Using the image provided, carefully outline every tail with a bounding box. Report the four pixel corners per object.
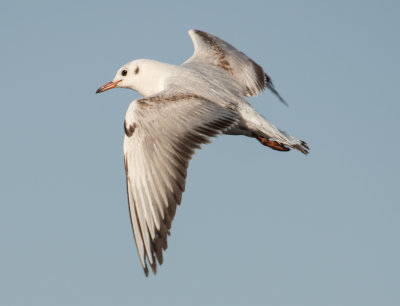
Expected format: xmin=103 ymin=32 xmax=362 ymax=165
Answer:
xmin=238 ymin=101 xmax=309 ymax=154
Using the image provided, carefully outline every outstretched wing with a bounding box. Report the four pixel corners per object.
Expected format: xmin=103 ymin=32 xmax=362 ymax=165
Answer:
xmin=184 ymin=29 xmax=287 ymax=104
xmin=123 ymin=91 xmax=238 ymax=276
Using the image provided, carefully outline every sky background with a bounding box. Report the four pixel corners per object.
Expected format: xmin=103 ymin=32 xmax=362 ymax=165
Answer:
xmin=1 ymin=0 xmax=399 ymax=305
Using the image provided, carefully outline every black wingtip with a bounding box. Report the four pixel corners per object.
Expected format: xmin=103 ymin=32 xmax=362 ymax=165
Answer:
xmin=144 ymin=266 xmax=149 ymax=277
xmin=265 ymin=73 xmax=289 ymax=107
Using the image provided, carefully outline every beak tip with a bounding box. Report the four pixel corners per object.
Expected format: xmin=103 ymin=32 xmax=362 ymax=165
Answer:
xmin=96 ymin=80 xmax=121 ymax=95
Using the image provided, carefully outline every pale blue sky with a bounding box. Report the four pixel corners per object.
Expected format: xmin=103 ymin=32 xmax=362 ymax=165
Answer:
xmin=1 ymin=1 xmax=399 ymax=305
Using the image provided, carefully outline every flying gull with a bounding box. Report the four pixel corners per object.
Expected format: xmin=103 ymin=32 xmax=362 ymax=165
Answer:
xmin=96 ymin=29 xmax=309 ymax=276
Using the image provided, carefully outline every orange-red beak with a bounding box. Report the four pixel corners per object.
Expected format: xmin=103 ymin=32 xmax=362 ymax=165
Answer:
xmin=96 ymin=80 xmax=122 ymax=94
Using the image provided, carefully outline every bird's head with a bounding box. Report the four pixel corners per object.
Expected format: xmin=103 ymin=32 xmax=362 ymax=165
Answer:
xmin=96 ymin=59 xmax=168 ymax=96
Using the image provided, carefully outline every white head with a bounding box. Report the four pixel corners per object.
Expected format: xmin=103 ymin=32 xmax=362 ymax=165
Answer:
xmin=96 ymin=59 xmax=170 ymax=96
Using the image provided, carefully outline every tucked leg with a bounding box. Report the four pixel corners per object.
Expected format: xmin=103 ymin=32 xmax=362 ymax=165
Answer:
xmin=254 ymin=134 xmax=290 ymax=152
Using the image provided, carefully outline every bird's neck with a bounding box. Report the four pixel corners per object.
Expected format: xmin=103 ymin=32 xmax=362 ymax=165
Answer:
xmin=137 ymin=60 xmax=179 ymax=96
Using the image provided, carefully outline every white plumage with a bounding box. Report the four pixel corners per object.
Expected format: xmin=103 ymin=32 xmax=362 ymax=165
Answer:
xmin=96 ymin=29 xmax=309 ymax=276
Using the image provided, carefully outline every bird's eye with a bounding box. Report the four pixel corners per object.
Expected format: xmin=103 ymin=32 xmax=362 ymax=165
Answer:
xmin=135 ymin=67 xmax=139 ymax=74
xmin=122 ymin=70 xmax=127 ymax=76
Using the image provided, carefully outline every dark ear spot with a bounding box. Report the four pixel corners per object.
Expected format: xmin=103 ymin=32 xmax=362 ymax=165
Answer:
xmin=135 ymin=67 xmax=139 ymax=74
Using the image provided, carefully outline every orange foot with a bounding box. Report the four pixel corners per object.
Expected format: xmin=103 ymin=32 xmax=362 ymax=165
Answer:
xmin=255 ymin=135 xmax=290 ymax=152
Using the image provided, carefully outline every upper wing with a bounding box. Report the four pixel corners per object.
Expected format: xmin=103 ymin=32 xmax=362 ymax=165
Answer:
xmin=183 ymin=29 xmax=287 ymax=104
xmin=123 ymin=91 xmax=238 ymax=276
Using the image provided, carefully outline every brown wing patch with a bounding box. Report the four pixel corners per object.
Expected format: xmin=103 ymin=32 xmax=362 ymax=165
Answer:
xmin=138 ymin=93 xmax=204 ymax=105
xmin=137 ymin=93 xmax=237 ymax=113
xmin=193 ymin=30 xmax=269 ymax=97
xmin=194 ymin=30 xmax=234 ymax=75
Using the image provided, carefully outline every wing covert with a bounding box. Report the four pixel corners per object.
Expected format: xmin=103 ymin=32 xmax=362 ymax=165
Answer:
xmin=184 ymin=29 xmax=287 ymax=104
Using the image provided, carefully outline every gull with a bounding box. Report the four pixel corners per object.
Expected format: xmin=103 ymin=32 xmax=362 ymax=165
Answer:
xmin=96 ymin=29 xmax=309 ymax=276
